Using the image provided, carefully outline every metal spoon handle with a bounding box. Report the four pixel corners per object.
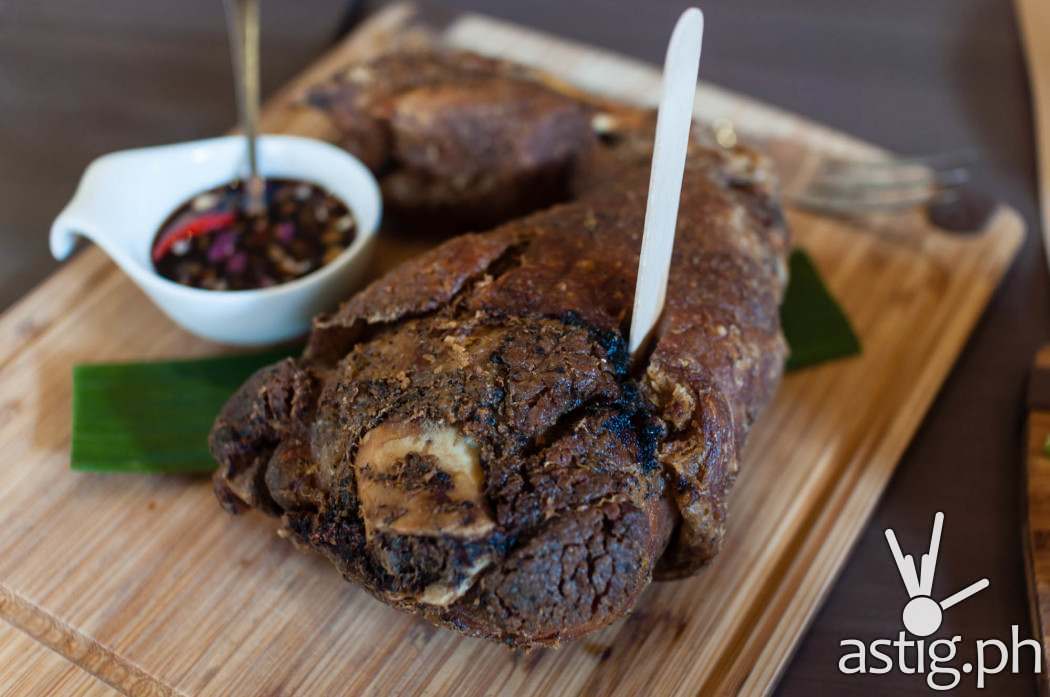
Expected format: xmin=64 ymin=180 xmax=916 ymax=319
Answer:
xmin=224 ymin=0 xmax=264 ymax=214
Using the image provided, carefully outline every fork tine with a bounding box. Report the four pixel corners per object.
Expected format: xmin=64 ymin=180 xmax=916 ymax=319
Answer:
xmin=810 ymin=166 xmax=970 ymax=193
xmin=790 ymin=173 xmax=970 ymax=214
xmin=790 ymin=190 xmax=944 ymax=215
xmin=822 ymin=148 xmax=979 ymax=173
xmin=705 ymin=116 xmax=980 ymax=216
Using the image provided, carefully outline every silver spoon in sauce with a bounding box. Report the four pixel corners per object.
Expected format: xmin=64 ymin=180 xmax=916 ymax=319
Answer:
xmin=223 ymin=0 xmax=265 ymax=216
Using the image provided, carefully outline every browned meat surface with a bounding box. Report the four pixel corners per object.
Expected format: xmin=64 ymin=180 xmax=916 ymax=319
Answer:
xmin=306 ymin=47 xmax=659 ymax=231
xmin=210 ymin=108 xmax=789 ymax=646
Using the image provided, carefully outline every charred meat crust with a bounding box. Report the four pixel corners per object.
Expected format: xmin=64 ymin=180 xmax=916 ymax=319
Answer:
xmin=210 ymin=152 xmax=787 ymax=646
xmin=211 ymin=359 xmax=317 ymax=517
xmin=306 ymin=48 xmax=596 ymax=231
xmin=212 ymin=51 xmax=788 ymax=648
xmin=214 ymin=316 xmax=669 ymax=649
xmin=305 ymin=46 xmax=674 ymax=233
xmin=305 ymin=231 xmax=525 ymax=364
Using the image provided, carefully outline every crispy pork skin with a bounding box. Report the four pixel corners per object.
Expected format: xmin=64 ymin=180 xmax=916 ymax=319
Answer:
xmin=211 ymin=125 xmax=788 ymax=646
xmin=306 ymin=46 xmax=681 ymax=232
xmin=307 ymin=48 xmax=596 ymax=230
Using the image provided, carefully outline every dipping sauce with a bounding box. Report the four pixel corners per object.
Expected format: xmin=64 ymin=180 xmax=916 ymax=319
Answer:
xmin=152 ymin=178 xmax=356 ymax=291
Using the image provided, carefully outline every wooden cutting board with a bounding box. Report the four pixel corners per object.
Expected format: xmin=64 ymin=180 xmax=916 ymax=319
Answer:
xmin=0 ymin=623 xmax=117 ymax=697
xmin=0 ymin=5 xmax=1025 ymax=696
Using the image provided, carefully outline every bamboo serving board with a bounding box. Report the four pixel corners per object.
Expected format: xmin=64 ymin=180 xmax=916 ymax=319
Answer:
xmin=0 ymin=5 xmax=1025 ymax=696
xmin=0 ymin=622 xmax=117 ymax=697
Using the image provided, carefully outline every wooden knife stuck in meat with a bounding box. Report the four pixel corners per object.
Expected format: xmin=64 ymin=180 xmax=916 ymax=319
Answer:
xmin=630 ymin=7 xmax=703 ymax=360
xmin=209 ymin=9 xmax=793 ymax=649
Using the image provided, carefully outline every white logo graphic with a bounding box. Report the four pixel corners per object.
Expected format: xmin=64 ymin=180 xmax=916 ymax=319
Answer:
xmin=885 ymin=511 xmax=990 ymax=637
xmin=839 ymin=511 xmax=1040 ymax=690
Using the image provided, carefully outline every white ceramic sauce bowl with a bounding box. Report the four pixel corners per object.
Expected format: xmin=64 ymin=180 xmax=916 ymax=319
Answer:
xmin=50 ymin=135 xmax=382 ymax=346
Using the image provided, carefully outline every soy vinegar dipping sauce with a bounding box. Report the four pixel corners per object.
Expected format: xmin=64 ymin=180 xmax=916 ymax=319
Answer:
xmin=152 ymin=178 xmax=356 ymax=291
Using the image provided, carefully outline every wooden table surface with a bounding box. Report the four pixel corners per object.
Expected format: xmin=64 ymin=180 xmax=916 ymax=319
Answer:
xmin=0 ymin=1 xmax=1044 ymax=695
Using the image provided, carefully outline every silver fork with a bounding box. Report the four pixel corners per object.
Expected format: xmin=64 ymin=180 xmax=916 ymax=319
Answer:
xmin=708 ymin=118 xmax=976 ymax=217
xmin=788 ymin=150 xmax=976 ymax=217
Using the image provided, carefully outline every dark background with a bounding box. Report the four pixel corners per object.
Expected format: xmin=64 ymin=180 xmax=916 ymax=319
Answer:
xmin=0 ymin=1 xmax=1044 ymax=694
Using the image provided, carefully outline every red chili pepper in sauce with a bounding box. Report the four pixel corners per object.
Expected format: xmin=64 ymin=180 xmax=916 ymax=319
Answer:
xmin=151 ymin=211 xmax=237 ymax=263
